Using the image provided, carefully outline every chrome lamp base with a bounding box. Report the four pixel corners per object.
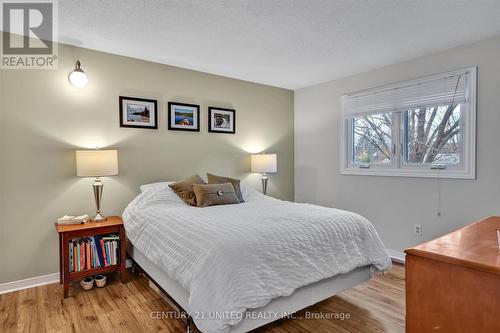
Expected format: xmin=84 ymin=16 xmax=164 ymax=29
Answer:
xmin=92 ymin=177 xmax=107 ymax=222
xmin=92 ymin=212 xmax=107 ymax=222
xmin=261 ymin=174 xmax=269 ymax=195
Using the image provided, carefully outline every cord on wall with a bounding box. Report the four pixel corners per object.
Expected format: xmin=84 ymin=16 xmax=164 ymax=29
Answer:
xmin=436 ymin=169 xmax=442 ymax=217
xmin=434 ymin=74 xmax=461 ymax=218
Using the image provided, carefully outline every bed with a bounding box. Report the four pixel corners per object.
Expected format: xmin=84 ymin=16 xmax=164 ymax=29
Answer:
xmin=123 ymin=182 xmax=391 ymax=333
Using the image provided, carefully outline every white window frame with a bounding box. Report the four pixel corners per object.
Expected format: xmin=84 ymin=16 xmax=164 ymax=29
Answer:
xmin=340 ymin=67 xmax=476 ymax=179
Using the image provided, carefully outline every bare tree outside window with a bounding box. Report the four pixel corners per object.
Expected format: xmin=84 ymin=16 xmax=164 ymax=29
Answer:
xmin=352 ymin=104 xmax=461 ymax=165
xmin=353 ymin=113 xmax=392 ymax=164
xmin=405 ymin=104 xmax=461 ymax=164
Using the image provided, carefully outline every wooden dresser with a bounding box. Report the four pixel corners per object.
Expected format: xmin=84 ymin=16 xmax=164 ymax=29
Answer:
xmin=405 ymin=216 xmax=500 ymax=333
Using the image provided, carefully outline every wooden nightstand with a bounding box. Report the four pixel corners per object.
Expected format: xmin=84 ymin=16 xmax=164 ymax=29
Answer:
xmin=55 ymin=216 xmax=127 ymax=298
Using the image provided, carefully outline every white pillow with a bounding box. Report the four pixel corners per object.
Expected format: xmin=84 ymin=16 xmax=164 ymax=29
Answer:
xmin=139 ymin=182 xmax=173 ymax=192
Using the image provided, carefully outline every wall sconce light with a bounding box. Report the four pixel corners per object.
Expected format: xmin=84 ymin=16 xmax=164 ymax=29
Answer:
xmin=68 ymin=60 xmax=88 ymax=88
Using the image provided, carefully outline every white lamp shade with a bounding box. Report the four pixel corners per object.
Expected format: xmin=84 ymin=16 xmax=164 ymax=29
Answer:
xmin=76 ymin=150 xmax=119 ymax=177
xmin=251 ymin=153 xmax=277 ymax=173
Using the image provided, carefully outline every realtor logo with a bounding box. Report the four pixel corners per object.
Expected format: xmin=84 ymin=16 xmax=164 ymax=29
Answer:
xmin=1 ymin=0 xmax=58 ymax=69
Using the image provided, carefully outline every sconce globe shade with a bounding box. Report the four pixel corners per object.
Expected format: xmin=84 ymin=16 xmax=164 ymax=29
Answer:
xmin=69 ymin=70 xmax=88 ymax=88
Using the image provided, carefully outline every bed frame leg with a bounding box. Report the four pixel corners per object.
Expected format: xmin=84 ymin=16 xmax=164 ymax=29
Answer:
xmin=186 ymin=321 xmax=193 ymax=333
xmin=187 ymin=316 xmax=197 ymax=333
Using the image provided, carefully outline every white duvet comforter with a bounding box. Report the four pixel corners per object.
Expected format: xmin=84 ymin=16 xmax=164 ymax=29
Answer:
xmin=123 ymin=183 xmax=391 ymax=333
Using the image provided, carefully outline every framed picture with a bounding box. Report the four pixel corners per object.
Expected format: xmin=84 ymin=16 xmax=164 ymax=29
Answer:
xmin=168 ymin=102 xmax=200 ymax=131
xmin=119 ymin=96 xmax=158 ymax=129
xmin=208 ymin=107 xmax=235 ymax=134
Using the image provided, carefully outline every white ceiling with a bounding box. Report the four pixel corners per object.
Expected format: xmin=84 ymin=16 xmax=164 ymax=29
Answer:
xmin=58 ymin=0 xmax=500 ymax=90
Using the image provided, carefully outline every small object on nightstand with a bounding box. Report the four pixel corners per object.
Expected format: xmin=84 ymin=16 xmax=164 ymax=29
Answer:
xmin=94 ymin=274 xmax=107 ymax=287
xmin=56 ymin=214 xmax=89 ymax=225
xmin=80 ymin=276 xmax=94 ymax=290
xmin=55 ymin=216 xmax=127 ymax=298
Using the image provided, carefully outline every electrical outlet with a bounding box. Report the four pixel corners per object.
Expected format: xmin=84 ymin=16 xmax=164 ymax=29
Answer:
xmin=414 ymin=224 xmax=423 ymax=236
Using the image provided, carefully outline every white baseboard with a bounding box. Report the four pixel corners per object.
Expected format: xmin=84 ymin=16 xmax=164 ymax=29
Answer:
xmin=0 ymin=272 xmax=59 ymax=295
xmin=386 ymin=249 xmax=406 ymax=264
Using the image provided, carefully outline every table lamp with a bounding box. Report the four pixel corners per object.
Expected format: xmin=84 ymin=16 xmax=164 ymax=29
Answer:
xmin=76 ymin=150 xmax=118 ymax=222
xmin=251 ymin=153 xmax=277 ymax=195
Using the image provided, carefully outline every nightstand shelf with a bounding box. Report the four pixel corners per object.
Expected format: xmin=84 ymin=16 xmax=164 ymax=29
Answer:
xmin=69 ymin=265 xmax=120 ymax=280
xmin=55 ymin=216 xmax=127 ymax=298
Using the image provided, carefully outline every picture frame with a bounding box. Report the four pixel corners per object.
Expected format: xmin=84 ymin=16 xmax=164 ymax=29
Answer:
xmin=208 ymin=107 xmax=235 ymax=134
xmin=168 ymin=102 xmax=200 ymax=132
xmin=119 ymin=96 xmax=158 ymax=129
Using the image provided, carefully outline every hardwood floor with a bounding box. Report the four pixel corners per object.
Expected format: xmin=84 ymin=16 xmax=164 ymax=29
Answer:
xmin=0 ymin=263 xmax=405 ymax=333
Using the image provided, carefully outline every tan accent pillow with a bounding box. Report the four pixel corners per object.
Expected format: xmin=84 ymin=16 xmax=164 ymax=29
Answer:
xmin=192 ymin=183 xmax=240 ymax=207
xmin=168 ymin=175 xmax=206 ymax=206
xmin=207 ymin=173 xmax=244 ymax=203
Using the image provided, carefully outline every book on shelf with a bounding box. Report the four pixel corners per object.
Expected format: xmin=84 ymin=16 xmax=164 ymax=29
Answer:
xmin=68 ymin=234 xmax=120 ymax=272
xmin=80 ymin=241 xmax=84 ymax=270
xmin=86 ymin=241 xmax=91 ymax=270
xmin=94 ymin=235 xmax=104 ymax=267
xmin=69 ymin=244 xmax=74 ymax=272
xmin=76 ymin=242 xmax=80 ymax=271
xmin=100 ymin=239 xmax=108 ymax=267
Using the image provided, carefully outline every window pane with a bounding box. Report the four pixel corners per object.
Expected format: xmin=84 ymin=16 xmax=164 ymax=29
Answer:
xmin=404 ymin=104 xmax=462 ymax=165
xmin=352 ymin=113 xmax=392 ymax=165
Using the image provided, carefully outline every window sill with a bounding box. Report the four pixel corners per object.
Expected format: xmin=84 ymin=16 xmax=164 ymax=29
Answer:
xmin=340 ymin=167 xmax=475 ymax=179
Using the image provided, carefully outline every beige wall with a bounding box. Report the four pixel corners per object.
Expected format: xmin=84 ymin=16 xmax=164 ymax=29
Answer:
xmin=294 ymin=35 xmax=500 ymax=255
xmin=0 ymin=40 xmax=293 ymax=283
